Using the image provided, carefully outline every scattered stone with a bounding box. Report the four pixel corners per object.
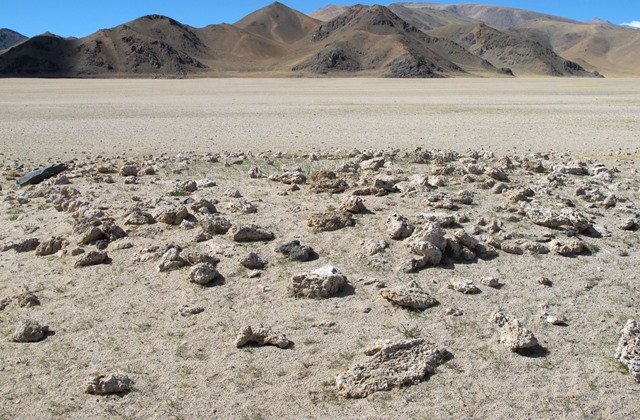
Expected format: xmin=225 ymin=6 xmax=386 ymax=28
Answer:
xmin=444 ymin=308 xmax=464 ymax=316
xmin=75 ymin=250 xmax=109 ymax=267
xmin=248 ymin=167 xmax=266 ymax=178
xmin=182 ymin=180 xmax=197 ymax=193
xmin=190 ymin=199 xmax=217 ymax=214
xmin=34 ymin=236 xmax=67 ymax=256
xmin=188 ymin=263 xmax=220 ymax=285
xmin=119 ymin=164 xmax=139 ymax=177
xmin=546 ymin=316 xmax=566 ymax=325
xmin=234 ymin=325 xmax=292 ymax=349
xmin=615 ymin=319 xmax=640 ymax=383
xmin=184 ymin=251 xmax=220 ymax=266
xmin=336 ymin=338 xmax=446 ymax=398
xmin=416 ymin=212 xmax=455 ymax=227
xmin=308 ymin=210 xmax=355 ymax=231
xmin=453 ymin=229 xmax=498 ymax=259
xmin=232 ymin=224 xmax=275 ymax=242
xmin=0 ymin=297 xmax=10 ymax=310
xmin=157 ymin=247 xmax=188 ymax=272
xmin=280 ymin=171 xmax=307 ymax=185
xmin=125 ymin=210 xmax=155 ymax=225
xmin=17 ymin=291 xmax=40 ymax=307
xmin=86 ymin=374 xmax=134 ymax=395
xmin=339 ymin=196 xmax=366 ymax=213
xmin=537 ymin=276 xmax=553 ymax=287
xmin=603 ymin=194 xmax=617 ymax=209
xmin=360 ymin=239 xmax=388 ymax=256
xmin=240 ymin=252 xmax=267 ymax=269
xmin=500 ymin=241 xmax=524 ymax=255
xmin=12 ymin=317 xmax=49 ymax=342
xmin=379 ymin=281 xmax=437 ymax=310
xmin=550 ymin=238 xmax=584 ymax=255
xmin=374 ymin=175 xmax=405 ymax=193
xmin=310 ymin=171 xmax=349 ymax=193
xmin=480 ymin=276 xmax=501 ymax=288
xmin=525 ymin=205 xmax=592 ymax=232
xmin=291 ymin=265 xmax=346 ymax=298
xmin=154 ymin=205 xmax=189 ymax=225
xmin=359 ymin=157 xmax=385 ymax=171
xmin=179 ymin=305 xmax=205 ymax=316
xmin=485 ymin=166 xmax=508 ymax=181
xmin=224 ymin=189 xmax=242 ymax=198
xmin=448 ymin=279 xmax=481 ymax=294
xmin=276 ymin=240 xmax=316 ymax=261
xmin=200 ymin=215 xmax=232 ymax=235
xmin=489 ymin=312 xmax=538 ymax=352
xmin=386 ymin=214 xmax=414 ymax=239
xmin=619 ymin=218 xmax=638 ymax=231
xmin=228 ymin=198 xmax=257 ymax=214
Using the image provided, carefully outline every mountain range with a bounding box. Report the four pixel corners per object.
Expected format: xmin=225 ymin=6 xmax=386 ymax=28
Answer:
xmin=1 ymin=2 xmax=638 ymax=78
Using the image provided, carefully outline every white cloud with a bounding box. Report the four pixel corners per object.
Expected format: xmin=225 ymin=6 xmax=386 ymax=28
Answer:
xmin=621 ymin=20 xmax=640 ymax=28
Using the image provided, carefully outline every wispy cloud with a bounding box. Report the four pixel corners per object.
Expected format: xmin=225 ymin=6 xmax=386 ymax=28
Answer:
xmin=621 ymin=20 xmax=640 ymax=28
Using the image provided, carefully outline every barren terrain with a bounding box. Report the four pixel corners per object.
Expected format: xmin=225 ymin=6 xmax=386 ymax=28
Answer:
xmin=1 ymin=78 xmax=639 ymax=419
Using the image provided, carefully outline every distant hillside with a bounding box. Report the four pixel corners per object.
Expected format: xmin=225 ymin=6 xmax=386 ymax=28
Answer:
xmin=428 ymin=23 xmax=595 ymax=77
xmin=0 ymin=2 xmax=635 ymax=77
xmin=395 ymin=2 xmax=578 ymax=28
xmin=0 ymin=28 xmax=27 ymax=50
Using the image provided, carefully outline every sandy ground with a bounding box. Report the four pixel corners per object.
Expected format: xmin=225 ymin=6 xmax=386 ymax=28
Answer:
xmin=0 ymin=78 xmax=639 ymax=419
xmin=0 ymin=78 xmax=639 ymax=163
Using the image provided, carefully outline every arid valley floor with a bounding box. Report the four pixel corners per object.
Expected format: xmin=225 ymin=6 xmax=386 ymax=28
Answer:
xmin=1 ymin=78 xmax=639 ymax=419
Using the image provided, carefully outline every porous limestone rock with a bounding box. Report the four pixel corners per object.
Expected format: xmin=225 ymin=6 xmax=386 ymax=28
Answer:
xmin=379 ymin=281 xmax=437 ymax=310
xmin=232 ymin=224 xmax=275 ymax=242
xmin=200 ymin=215 xmax=232 ymax=235
xmin=13 ymin=317 xmax=49 ymax=342
xmin=86 ymin=373 xmax=134 ymax=394
xmin=291 ymin=266 xmax=346 ymax=298
xmin=489 ymin=312 xmax=538 ymax=352
xmin=35 ymin=236 xmax=68 ymax=256
xmin=615 ymin=319 xmax=640 ymax=383
xmin=308 ymin=210 xmax=354 ymax=232
xmin=228 ymin=198 xmax=257 ymax=214
xmin=360 ymin=239 xmax=388 ymax=256
xmin=234 ymin=325 xmax=292 ymax=349
xmin=550 ymin=238 xmax=584 ymax=255
xmin=240 ymin=252 xmax=267 ymax=269
xmin=188 ymin=263 xmax=220 ymax=285
xmin=154 ymin=205 xmax=189 ymax=225
xmin=339 ymin=196 xmax=366 ymax=213
xmin=310 ymin=171 xmax=349 ymax=194
xmin=448 ymin=279 xmax=481 ymax=294
xmin=75 ymin=250 xmax=109 ymax=267
xmin=157 ymin=247 xmax=188 ymax=272
xmin=336 ymin=338 xmax=446 ymax=398
xmin=386 ymin=214 xmax=414 ymax=240
xmin=276 ymin=240 xmax=316 ymax=262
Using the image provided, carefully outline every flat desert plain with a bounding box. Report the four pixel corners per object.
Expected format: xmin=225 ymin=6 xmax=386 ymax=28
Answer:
xmin=0 ymin=78 xmax=640 ymax=419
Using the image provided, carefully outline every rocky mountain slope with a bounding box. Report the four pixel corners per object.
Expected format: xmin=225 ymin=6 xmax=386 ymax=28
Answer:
xmin=0 ymin=29 xmax=27 ymax=51
xmin=0 ymin=2 xmax=634 ymax=77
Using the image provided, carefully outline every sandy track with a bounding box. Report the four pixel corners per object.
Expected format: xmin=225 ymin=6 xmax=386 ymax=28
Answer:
xmin=1 ymin=78 xmax=639 ymax=162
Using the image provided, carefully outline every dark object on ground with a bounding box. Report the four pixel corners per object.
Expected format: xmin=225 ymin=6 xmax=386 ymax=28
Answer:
xmin=16 ymin=163 xmax=67 ymax=187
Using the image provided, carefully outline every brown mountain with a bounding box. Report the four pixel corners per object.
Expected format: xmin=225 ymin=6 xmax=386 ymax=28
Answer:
xmin=512 ymin=20 xmax=640 ymax=77
xmin=307 ymin=5 xmax=350 ymax=22
xmin=290 ymin=5 xmax=502 ymax=77
xmin=235 ymin=1 xmax=320 ymax=44
xmin=0 ymin=2 xmax=636 ymax=78
xmin=428 ymin=23 xmax=597 ymax=77
xmin=0 ymin=29 xmax=27 ymax=51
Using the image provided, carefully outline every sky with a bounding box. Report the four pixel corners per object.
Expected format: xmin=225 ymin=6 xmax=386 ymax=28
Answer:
xmin=2 ymin=1 xmax=639 ymax=38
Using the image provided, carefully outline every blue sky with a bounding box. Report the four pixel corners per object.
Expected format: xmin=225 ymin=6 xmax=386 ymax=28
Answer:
xmin=3 ymin=1 xmax=639 ymax=38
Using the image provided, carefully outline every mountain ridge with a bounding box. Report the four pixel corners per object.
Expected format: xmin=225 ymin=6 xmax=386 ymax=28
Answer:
xmin=0 ymin=2 xmax=634 ymax=78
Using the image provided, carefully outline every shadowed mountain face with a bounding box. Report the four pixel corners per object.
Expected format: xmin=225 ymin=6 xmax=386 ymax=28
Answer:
xmin=0 ymin=29 xmax=27 ymax=50
xmin=0 ymin=2 xmax=635 ymax=78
